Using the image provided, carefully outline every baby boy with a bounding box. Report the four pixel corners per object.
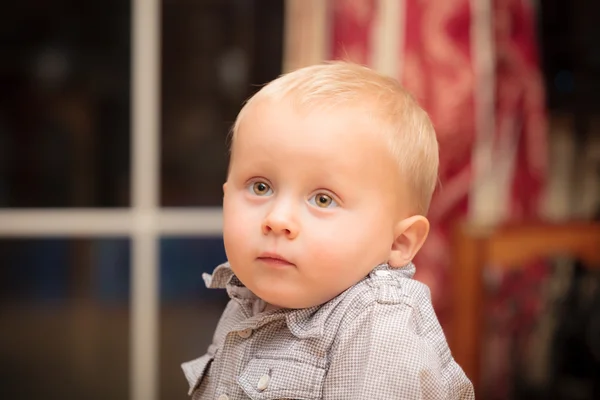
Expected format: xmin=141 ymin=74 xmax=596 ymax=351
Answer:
xmin=182 ymin=62 xmax=475 ymax=399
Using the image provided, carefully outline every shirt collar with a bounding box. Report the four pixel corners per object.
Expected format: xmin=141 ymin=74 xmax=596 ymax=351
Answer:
xmin=202 ymin=261 xmax=415 ymax=339
xmin=202 ymin=262 xmax=240 ymax=289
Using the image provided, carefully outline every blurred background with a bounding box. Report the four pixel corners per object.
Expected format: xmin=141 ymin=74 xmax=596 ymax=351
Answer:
xmin=0 ymin=0 xmax=598 ymax=399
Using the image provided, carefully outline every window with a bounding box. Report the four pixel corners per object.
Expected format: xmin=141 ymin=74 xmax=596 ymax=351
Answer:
xmin=0 ymin=1 xmax=284 ymax=399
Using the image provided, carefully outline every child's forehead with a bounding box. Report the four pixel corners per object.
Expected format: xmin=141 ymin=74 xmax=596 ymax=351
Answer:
xmin=233 ymin=106 xmax=400 ymax=177
xmin=232 ymin=100 xmax=395 ymax=171
xmin=242 ymin=96 xmax=378 ymax=131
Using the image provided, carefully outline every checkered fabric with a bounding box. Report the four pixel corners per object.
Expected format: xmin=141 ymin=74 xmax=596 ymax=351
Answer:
xmin=182 ymin=263 xmax=474 ymax=399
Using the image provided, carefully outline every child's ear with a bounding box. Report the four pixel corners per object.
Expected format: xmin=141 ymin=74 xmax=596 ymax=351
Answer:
xmin=388 ymin=215 xmax=430 ymax=267
xmin=223 ymin=182 xmax=228 ymax=194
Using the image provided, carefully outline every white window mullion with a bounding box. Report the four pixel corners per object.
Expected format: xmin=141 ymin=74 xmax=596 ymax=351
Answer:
xmin=157 ymin=208 xmax=223 ymax=235
xmin=0 ymin=209 xmax=133 ymax=236
xmin=131 ymin=0 xmax=161 ymax=399
xmin=0 ymin=209 xmax=224 ymax=237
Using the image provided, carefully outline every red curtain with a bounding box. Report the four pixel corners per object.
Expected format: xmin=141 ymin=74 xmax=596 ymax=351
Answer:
xmin=331 ymin=0 xmax=546 ymax=307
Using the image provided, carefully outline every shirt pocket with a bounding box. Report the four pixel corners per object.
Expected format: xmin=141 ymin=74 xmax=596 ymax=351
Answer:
xmin=181 ymin=352 xmax=214 ymax=395
xmin=237 ymin=358 xmax=325 ymax=400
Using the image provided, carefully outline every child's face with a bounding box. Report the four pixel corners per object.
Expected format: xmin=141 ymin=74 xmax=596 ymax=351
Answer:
xmin=223 ymin=100 xmax=406 ymax=309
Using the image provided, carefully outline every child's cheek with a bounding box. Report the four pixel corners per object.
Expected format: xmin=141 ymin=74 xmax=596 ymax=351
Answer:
xmin=305 ymin=227 xmax=346 ymax=267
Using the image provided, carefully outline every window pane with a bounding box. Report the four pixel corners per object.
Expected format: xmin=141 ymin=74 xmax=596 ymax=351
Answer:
xmin=161 ymin=0 xmax=284 ymax=207
xmin=158 ymin=236 xmax=228 ymax=400
xmin=0 ymin=1 xmax=131 ymax=207
xmin=0 ymin=238 xmax=131 ymax=400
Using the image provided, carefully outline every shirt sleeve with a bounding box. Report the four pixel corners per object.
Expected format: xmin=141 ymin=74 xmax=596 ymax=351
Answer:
xmin=322 ymin=296 xmax=475 ymax=400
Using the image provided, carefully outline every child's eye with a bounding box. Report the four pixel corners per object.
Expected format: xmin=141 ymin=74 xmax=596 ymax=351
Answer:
xmin=250 ymin=181 xmax=273 ymax=196
xmin=309 ymin=193 xmax=338 ymax=208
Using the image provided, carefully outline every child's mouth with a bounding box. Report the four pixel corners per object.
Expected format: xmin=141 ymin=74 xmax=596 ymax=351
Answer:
xmin=257 ymin=252 xmax=295 ymax=267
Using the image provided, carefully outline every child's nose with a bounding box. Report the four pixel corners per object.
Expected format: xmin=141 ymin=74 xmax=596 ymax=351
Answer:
xmin=261 ymin=204 xmax=299 ymax=239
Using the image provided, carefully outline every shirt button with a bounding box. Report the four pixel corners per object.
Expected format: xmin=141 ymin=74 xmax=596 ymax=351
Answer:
xmin=217 ymin=395 xmax=229 ymax=400
xmin=375 ymin=270 xmax=391 ymax=277
xmin=237 ymin=328 xmax=253 ymax=339
xmin=257 ymin=374 xmax=270 ymax=391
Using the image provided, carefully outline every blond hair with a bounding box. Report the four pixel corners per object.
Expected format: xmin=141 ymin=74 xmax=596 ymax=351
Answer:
xmin=231 ymin=62 xmax=439 ymax=214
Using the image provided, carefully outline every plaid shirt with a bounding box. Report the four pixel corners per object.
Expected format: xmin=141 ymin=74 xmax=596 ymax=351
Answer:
xmin=182 ymin=262 xmax=474 ymax=399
